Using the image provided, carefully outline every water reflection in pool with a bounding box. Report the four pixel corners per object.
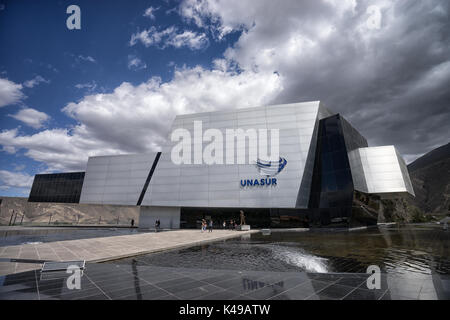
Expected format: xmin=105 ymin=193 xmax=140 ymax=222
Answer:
xmin=112 ymin=224 xmax=450 ymax=275
xmin=268 ymin=245 xmax=329 ymax=273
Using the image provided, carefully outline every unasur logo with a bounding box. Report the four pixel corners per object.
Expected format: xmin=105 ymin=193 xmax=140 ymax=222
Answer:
xmin=255 ymin=157 xmax=287 ymax=176
xmin=240 ymin=157 xmax=287 ymax=187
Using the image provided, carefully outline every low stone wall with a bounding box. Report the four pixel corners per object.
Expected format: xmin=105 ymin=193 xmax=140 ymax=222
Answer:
xmin=0 ymin=197 xmax=139 ymax=226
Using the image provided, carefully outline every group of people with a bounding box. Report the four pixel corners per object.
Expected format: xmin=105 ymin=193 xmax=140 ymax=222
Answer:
xmin=201 ymin=219 xmax=213 ymax=232
xmin=222 ymin=219 xmax=239 ymax=230
xmin=201 ymin=210 xmax=247 ymax=232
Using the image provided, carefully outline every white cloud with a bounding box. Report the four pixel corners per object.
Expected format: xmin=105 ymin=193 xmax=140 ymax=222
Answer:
xmin=0 ymin=170 xmax=34 ymax=189
xmin=178 ymin=0 xmax=233 ymax=39
xmin=14 ymin=164 xmax=26 ymax=171
xmin=0 ymin=78 xmax=25 ymax=107
xmin=78 ymin=55 xmax=96 ymax=63
xmin=2 ymin=145 xmax=16 ymax=154
xmin=75 ymin=81 xmax=97 ymax=92
xmin=130 ymin=26 xmax=209 ymax=50
xmin=127 ymin=55 xmax=147 ymax=71
xmin=9 ymin=108 xmax=50 ymax=129
xmin=23 ymin=75 xmax=50 ymax=88
xmin=179 ymin=0 xmax=211 ymax=28
xmin=0 ymin=66 xmax=281 ymax=171
xmin=167 ymin=30 xmax=209 ymax=49
xmin=143 ymin=6 xmax=159 ymax=19
xmin=130 ymin=27 xmax=175 ymax=47
xmin=45 ymin=63 xmax=59 ymax=73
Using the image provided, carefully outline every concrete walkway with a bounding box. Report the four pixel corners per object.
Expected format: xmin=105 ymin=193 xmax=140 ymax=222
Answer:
xmin=0 ymin=229 xmax=258 ymax=276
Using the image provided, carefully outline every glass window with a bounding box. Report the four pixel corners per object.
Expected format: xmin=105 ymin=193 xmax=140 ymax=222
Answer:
xmin=28 ymin=172 xmax=85 ymax=203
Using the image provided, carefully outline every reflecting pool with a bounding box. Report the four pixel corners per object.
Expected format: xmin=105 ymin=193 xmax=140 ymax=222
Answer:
xmin=112 ymin=224 xmax=450 ymax=275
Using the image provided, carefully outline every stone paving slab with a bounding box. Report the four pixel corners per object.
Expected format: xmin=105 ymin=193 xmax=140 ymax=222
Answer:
xmin=0 ymin=229 xmax=258 ymax=276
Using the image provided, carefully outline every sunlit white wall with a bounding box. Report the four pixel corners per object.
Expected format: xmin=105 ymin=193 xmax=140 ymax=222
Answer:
xmin=349 ymin=146 xmax=415 ymax=196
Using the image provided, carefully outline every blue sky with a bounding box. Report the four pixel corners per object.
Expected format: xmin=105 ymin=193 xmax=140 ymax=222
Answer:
xmin=0 ymin=0 xmax=239 ymax=131
xmin=0 ymin=0 xmax=449 ymax=196
xmin=0 ymin=0 xmax=241 ymax=196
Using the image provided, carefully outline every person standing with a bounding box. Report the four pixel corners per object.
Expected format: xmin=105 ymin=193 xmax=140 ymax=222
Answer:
xmin=154 ymin=219 xmax=158 ymax=232
xmin=222 ymin=221 xmax=226 ymax=229
xmin=208 ymin=219 xmax=213 ymax=232
xmin=201 ymin=219 xmax=206 ymax=232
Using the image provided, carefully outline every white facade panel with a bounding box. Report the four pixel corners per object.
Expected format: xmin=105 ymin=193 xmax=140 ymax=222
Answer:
xmin=348 ymin=146 xmax=415 ymax=196
xmin=141 ymin=101 xmax=322 ymax=208
xmin=79 ymin=153 xmax=158 ymax=205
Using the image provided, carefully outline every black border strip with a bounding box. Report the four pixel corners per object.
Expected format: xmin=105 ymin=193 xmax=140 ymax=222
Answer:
xmin=136 ymin=152 xmax=161 ymax=206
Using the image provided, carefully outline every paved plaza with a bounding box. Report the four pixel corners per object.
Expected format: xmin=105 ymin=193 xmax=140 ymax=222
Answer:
xmin=0 ymin=229 xmax=258 ymax=275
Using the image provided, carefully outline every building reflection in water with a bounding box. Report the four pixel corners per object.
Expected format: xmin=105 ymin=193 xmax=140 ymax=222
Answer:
xmin=131 ymin=259 xmax=142 ymax=300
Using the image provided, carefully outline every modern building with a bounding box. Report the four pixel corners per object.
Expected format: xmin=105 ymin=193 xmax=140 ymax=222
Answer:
xmin=28 ymin=101 xmax=415 ymax=228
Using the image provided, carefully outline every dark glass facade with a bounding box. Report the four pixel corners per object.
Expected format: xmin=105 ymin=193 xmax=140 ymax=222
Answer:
xmin=340 ymin=116 xmax=368 ymax=152
xmin=308 ymin=114 xmax=376 ymax=227
xmin=181 ymin=207 xmax=272 ymax=229
xmin=28 ymin=172 xmax=85 ymax=203
xmin=180 ymin=207 xmax=310 ymax=229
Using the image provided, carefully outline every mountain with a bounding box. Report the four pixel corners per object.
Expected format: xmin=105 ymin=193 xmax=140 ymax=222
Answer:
xmin=408 ymin=143 xmax=450 ymax=172
xmin=407 ymin=142 xmax=450 ymax=215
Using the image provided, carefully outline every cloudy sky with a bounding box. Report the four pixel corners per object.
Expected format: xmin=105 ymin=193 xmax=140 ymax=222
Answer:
xmin=0 ymin=0 xmax=449 ymax=196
